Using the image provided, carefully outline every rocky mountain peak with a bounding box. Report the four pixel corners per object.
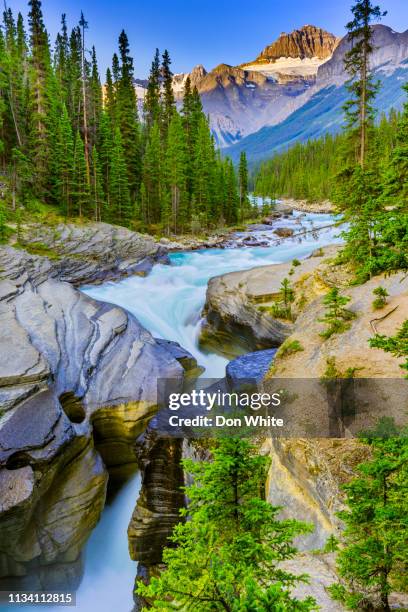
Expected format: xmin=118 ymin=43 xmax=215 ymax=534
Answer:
xmin=256 ymin=25 xmax=340 ymax=63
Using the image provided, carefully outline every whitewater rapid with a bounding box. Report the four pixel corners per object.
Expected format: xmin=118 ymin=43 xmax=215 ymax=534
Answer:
xmin=12 ymin=211 xmax=341 ymax=612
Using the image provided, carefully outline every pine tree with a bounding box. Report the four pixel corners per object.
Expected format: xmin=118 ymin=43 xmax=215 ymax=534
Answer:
xmin=238 ymin=151 xmax=250 ymax=220
xmin=89 ymin=46 xmax=102 ymax=146
xmin=142 ymin=121 xmax=162 ymax=224
xmin=164 ymin=112 xmax=188 ymax=233
xmin=161 ymin=49 xmax=175 ymax=136
xmin=27 ymin=0 xmax=58 ymax=199
xmin=55 ymin=104 xmax=74 ymax=217
xmin=116 ymin=29 xmax=141 ymax=199
xmin=137 ymin=438 xmax=316 ymax=610
xmin=67 ymin=25 xmax=82 ymax=132
xmin=104 ymin=67 xmax=116 ymax=122
xmin=54 ymin=14 xmax=69 ymax=108
xmin=109 ymin=127 xmax=132 ymax=226
xmin=330 ymin=437 xmax=408 ymax=611
xmin=343 ymin=0 xmax=386 ymax=166
xmin=98 ymin=111 xmax=113 ymax=203
xmin=144 ymin=48 xmax=161 ymax=129
xmin=72 ymin=129 xmax=89 ymax=217
xmin=90 ymin=145 xmax=105 ymax=222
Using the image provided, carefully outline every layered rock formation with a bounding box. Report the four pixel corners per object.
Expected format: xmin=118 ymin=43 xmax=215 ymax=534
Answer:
xmin=201 ymin=243 xmax=408 ymax=548
xmin=254 ymin=25 xmax=339 ymax=63
xmin=19 ymin=221 xmax=166 ymax=285
xmin=0 ymin=224 xmax=197 ymax=587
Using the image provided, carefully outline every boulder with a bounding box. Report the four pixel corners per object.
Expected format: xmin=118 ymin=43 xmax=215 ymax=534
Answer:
xmin=226 ymin=349 xmax=277 ymax=390
xmin=200 ymin=248 xmax=340 ymax=354
xmin=274 ymin=226 xmax=294 ymax=237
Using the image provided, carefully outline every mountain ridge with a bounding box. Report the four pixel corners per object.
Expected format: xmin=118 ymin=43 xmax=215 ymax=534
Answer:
xmin=134 ymin=23 xmax=408 ymax=154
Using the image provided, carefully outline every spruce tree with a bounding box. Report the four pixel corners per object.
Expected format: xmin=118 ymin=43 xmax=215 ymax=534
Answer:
xmin=238 ymin=151 xmax=250 ymax=220
xmin=344 ymin=0 xmax=386 ymax=166
xmin=164 ymin=112 xmax=188 ymax=233
xmin=67 ymin=25 xmax=82 ymax=132
xmin=79 ymin=11 xmax=90 ymax=183
xmin=54 ymin=14 xmax=69 ymax=109
xmin=72 ymin=129 xmax=89 ymax=217
xmin=89 ymin=46 xmax=102 ymax=146
xmin=142 ymin=121 xmax=162 ymax=224
xmin=98 ymin=111 xmax=113 ymax=202
xmin=137 ymin=438 xmax=316 ymax=610
xmin=105 ymin=67 xmax=116 ymax=122
xmin=161 ymin=49 xmax=175 ymax=136
xmin=192 ymin=113 xmax=215 ymax=225
xmin=331 ymin=437 xmax=408 ymax=611
xmin=109 ymin=127 xmax=132 ymax=226
xmin=27 ymin=0 xmax=56 ymax=198
xmin=55 ymin=104 xmax=74 ymax=217
xmin=90 ymin=145 xmax=105 ymax=222
xmin=144 ymin=48 xmax=161 ymax=129
xmin=116 ymin=29 xmax=141 ymax=199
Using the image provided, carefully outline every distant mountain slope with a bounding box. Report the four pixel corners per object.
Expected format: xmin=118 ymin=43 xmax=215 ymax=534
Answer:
xmin=134 ymin=24 xmax=408 ymax=155
xmin=225 ymin=25 xmax=408 ymax=163
xmin=226 ymin=63 xmax=408 ymax=164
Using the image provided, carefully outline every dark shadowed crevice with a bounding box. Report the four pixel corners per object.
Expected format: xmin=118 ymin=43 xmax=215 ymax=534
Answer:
xmin=59 ymin=392 xmax=86 ymax=424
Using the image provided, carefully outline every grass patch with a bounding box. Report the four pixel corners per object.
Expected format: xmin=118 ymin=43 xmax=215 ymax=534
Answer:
xmin=20 ymin=241 xmax=61 ymax=260
xmin=276 ymin=339 xmax=304 ymax=358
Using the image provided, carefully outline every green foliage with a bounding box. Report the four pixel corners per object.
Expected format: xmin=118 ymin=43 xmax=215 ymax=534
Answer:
xmin=276 ymin=339 xmax=304 ymax=358
xmin=254 ymin=134 xmax=342 ymax=202
xmin=372 ymin=286 xmax=389 ymax=310
xmin=343 ymin=0 xmax=386 ymax=165
xmin=369 ymin=320 xmax=408 ymax=377
xmin=260 ymin=278 xmax=296 ymax=321
xmin=330 ymin=437 xmax=408 ymax=610
xmin=292 ymin=258 xmax=301 ymax=267
xmin=0 ymin=7 xmax=241 ymax=234
xmin=0 ymin=200 xmax=8 ymax=243
xmin=324 ymin=534 xmax=339 ymax=553
xmin=137 ymin=438 xmax=317 ymax=611
xmin=319 ymin=288 xmax=355 ymax=339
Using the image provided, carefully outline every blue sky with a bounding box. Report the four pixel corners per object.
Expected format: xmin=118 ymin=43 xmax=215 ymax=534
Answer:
xmin=7 ymin=0 xmax=408 ymax=77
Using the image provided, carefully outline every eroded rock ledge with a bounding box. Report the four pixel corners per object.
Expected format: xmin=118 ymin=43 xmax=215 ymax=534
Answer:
xmin=0 ymin=225 xmax=197 ymax=587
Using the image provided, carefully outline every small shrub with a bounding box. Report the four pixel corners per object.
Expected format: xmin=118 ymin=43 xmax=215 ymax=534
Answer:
xmin=369 ymin=320 xmax=408 ymax=377
xmin=319 ymin=288 xmax=355 ymax=339
xmin=292 ymin=258 xmax=301 ymax=267
xmin=324 ymin=534 xmax=339 ymax=553
xmin=322 ymin=357 xmax=340 ymax=379
xmin=372 ymin=286 xmax=389 ymax=310
xmin=277 ymin=339 xmax=304 ymax=358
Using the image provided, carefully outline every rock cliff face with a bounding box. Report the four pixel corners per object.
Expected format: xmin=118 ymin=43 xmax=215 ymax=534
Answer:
xmin=0 ymin=224 xmax=196 ymax=587
xmin=201 ymin=244 xmax=408 ymax=556
xmin=128 ymin=432 xmax=185 ymax=565
xmin=255 ymin=25 xmax=339 ymax=62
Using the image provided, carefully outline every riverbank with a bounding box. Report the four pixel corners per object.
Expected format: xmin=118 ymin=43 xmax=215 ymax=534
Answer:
xmin=276 ymin=198 xmax=335 ymax=214
xmin=0 ymin=224 xmax=200 ymax=590
xmin=2 ymin=209 xmax=405 ymax=610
